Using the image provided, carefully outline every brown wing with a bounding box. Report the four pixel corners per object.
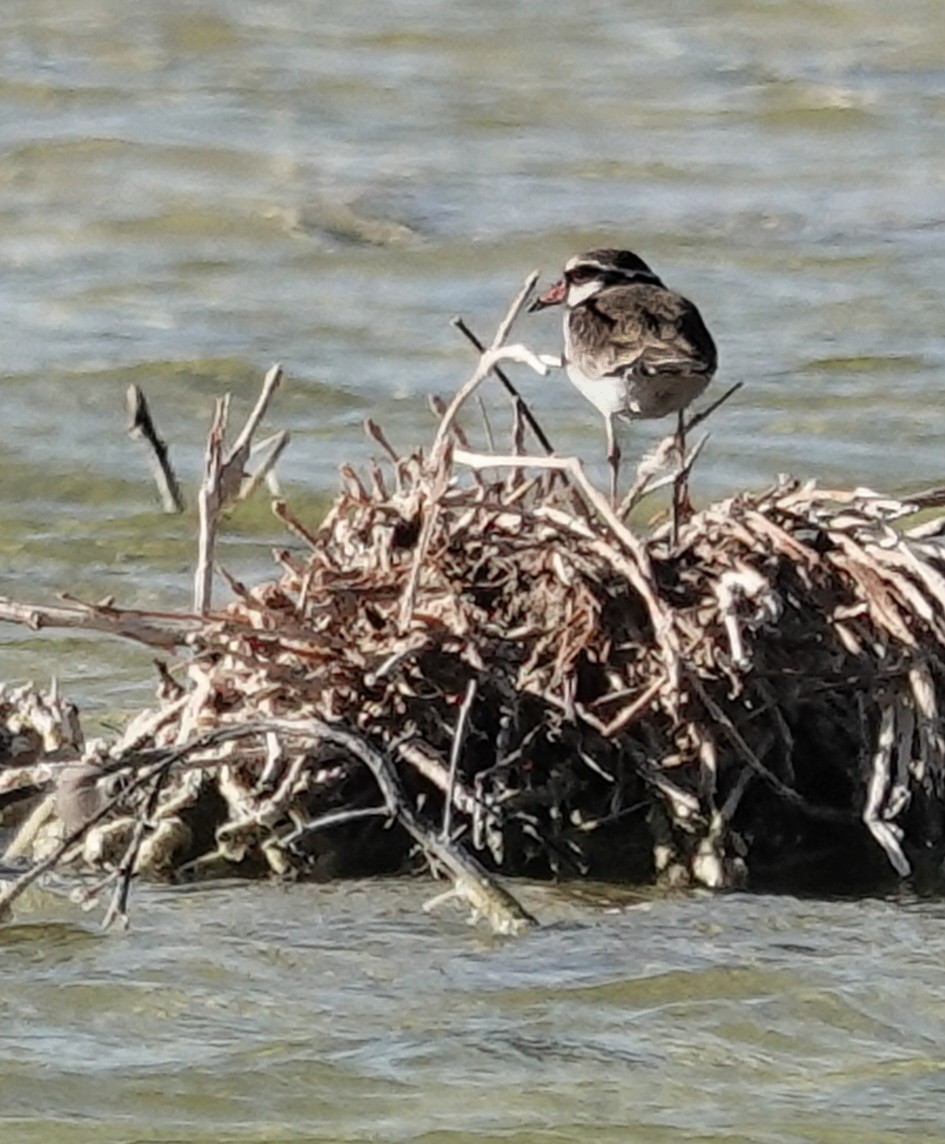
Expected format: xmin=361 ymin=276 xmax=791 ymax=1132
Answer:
xmin=569 ymin=284 xmax=717 ymax=381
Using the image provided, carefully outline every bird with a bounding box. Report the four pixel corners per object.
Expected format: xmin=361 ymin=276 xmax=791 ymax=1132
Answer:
xmin=528 ymin=248 xmax=717 ymax=507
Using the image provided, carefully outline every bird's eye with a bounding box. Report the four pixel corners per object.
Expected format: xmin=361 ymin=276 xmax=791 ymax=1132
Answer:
xmin=567 ymin=267 xmax=596 ymax=284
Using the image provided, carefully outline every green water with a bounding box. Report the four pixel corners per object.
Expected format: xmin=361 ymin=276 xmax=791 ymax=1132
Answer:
xmin=4 ymin=881 xmax=945 ymax=1142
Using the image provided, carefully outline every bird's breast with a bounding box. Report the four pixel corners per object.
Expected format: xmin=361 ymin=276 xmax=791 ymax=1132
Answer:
xmin=564 ymin=362 xmax=627 ymax=417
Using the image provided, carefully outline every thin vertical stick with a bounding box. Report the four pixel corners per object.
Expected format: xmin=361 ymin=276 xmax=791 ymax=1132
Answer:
xmin=126 ymin=386 xmax=185 ymax=513
xmin=194 ymin=397 xmax=228 ymax=614
xmin=442 ymin=679 xmax=477 ymax=841
xmin=672 ymin=409 xmax=686 ymax=547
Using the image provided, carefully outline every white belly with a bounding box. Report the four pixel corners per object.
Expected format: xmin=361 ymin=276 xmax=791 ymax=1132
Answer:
xmin=565 ymin=362 xmax=626 ymax=417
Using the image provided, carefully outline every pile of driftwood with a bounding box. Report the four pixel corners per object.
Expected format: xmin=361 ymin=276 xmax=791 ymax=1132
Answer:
xmin=4 ymin=277 xmax=945 ymax=932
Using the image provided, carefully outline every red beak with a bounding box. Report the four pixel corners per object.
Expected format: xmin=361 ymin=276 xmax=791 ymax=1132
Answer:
xmin=528 ymin=279 xmax=566 ymax=312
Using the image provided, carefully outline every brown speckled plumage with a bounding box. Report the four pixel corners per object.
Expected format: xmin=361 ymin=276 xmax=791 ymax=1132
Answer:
xmin=567 ymin=282 xmax=717 ymax=418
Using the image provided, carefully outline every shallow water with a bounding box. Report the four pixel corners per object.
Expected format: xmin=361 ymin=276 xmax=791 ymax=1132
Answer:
xmin=2 ymin=2 xmax=945 ymax=1139
xmin=5 ymin=879 xmax=945 ymax=1143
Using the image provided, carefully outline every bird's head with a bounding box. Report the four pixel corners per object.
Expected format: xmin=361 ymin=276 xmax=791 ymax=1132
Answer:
xmin=529 ymin=248 xmax=663 ymax=311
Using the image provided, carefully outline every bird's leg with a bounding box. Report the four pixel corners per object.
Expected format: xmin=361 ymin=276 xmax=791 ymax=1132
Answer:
xmin=606 ymin=414 xmax=621 ymax=508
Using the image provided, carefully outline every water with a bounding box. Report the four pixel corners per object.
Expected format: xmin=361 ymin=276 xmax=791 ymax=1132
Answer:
xmin=2 ymin=2 xmax=945 ymax=1138
xmin=4 ymin=880 xmax=945 ymax=1142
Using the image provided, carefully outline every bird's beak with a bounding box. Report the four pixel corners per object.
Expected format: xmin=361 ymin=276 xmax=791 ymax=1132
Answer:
xmin=528 ymin=279 xmax=566 ymax=312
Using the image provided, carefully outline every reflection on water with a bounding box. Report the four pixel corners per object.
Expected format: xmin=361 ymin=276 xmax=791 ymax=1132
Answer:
xmin=2 ymin=2 xmax=945 ymax=1138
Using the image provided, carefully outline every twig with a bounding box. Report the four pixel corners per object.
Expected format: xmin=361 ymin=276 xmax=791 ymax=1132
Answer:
xmin=396 ymin=455 xmax=451 ymax=631
xmin=478 ymin=395 xmax=497 ymax=453
xmin=670 ymin=432 xmax=711 ymax=546
xmin=195 ymin=396 xmax=228 ymax=615
xmin=364 ymin=419 xmax=401 ymax=464
xmin=126 ymin=385 xmax=185 ymax=513
xmin=688 ymin=674 xmax=851 ymax=822
xmin=453 ymin=450 xmax=636 ymax=558
xmin=431 ymin=342 xmax=552 ymax=464
xmin=901 ymin=485 xmax=945 ymax=511
xmin=684 ymin=381 xmax=743 ymax=434
xmin=281 ymin=805 xmax=392 ymax=850
xmin=241 ymin=430 xmax=290 ymax=501
xmin=619 ymin=433 xmax=709 ymax=521
xmin=442 ymin=679 xmax=477 ymax=840
xmin=229 ymin=364 xmax=284 ymax=466
xmin=272 ymin=499 xmax=323 ymax=549
xmin=575 ymin=677 xmax=664 ymax=738
xmin=101 ymin=767 xmax=171 ymax=930
xmin=431 ymin=272 xmax=542 ymax=464
xmin=0 ymin=597 xmax=203 ymax=649
xmin=862 ymin=697 xmax=911 ymax=875
xmin=428 ymin=395 xmax=475 ymax=450
xmin=451 ymin=316 xmax=557 ymax=455
xmin=194 ymin=365 xmax=284 ymax=613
